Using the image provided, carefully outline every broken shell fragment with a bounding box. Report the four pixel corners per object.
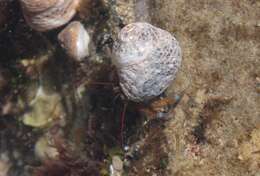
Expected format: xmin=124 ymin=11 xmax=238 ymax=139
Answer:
xmin=58 ymin=21 xmax=90 ymax=61
xmin=22 ymin=86 xmax=65 ymax=128
xmin=35 ymin=135 xmax=59 ymax=162
xmin=113 ymin=22 xmax=182 ymax=102
xmin=19 ymin=0 xmax=80 ymax=31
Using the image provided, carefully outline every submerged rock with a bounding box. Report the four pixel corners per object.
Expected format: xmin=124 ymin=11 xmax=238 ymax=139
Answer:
xmin=238 ymin=127 xmax=260 ymax=170
xmin=134 ymin=0 xmax=151 ymax=22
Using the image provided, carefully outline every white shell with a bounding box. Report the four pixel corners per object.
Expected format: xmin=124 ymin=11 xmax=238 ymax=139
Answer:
xmin=58 ymin=21 xmax=90 ymax=61
xmin=19 ymin=0 xmax=80 ymax=31
xmin=113 ymin=22 xmax=182 ymax=102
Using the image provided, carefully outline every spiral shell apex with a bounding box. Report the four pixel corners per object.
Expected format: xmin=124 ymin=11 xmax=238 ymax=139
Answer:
xmin=58 ymin=21 xmax=90 ymax=61
xmin=113 ymin=22 xmax=182 ymax=102
xmin=19 ymin=0 xmax=80 ymax=31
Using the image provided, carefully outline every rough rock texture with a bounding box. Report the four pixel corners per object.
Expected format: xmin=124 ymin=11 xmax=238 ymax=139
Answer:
xmin=151 ymin=0 xmax=260 ymax=175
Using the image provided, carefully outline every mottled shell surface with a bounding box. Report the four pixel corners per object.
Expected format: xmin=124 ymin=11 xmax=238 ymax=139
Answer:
xmin=19 ymin=0 xmax=80 ymax=31
xmin=58 ymin=21 xmax=90 ymax=61
xmin=113 ymin=22 xmax=182 ymax=102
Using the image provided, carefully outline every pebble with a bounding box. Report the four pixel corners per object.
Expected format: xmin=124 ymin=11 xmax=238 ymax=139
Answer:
xmin=112 ymin=156 xmax=123 ymax=171
xmin=0 ymin=153 xmax=11 ymax=176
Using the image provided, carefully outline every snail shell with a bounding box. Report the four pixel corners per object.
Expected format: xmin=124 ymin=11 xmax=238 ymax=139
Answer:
xmin=19 ymin=0 xmax=80 ymax=31
xmin=58 ymin=21 xmax=90 ymax=61
xmin=113 ymin=22 xmax=182 ymax=102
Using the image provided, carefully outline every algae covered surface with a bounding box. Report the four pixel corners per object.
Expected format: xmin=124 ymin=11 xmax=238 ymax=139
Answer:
xmin=0 ymin=0 xmax=259 ymax=176
xmin=150 ymin=0 xmax=260 ymax=175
